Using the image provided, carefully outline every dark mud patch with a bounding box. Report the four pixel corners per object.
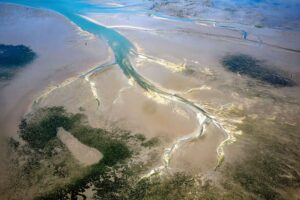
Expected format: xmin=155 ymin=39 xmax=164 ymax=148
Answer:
xmin=221 ymin=54 xmax=295 ymax=87
xmin=0 ymin=44 xmax=36 ymax=80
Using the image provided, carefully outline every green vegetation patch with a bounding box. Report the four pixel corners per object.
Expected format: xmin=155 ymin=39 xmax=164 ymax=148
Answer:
xmin=141 ymin=137 xmax=160 ymax=148
xmin=93 ymin=168 xmax=223 ymax=200
xmin=221 ymin=54 xmax=295 ymax=87
xmin=71 ymin=126 xmax=131 ymax=166
xmin=15 ymin=107 xmax=133 ymax=199
xmin=5 ymin=136 xmax=85 ymax=200
xmin=224 ymin=117 xmax=300 ymax=200
xmin=134 ymin=133 xmax=147 ymax=142
xmin=19 ymin=107 xmax=82 ymax=150
xmin=14 ymin=106 xmax=233 ymax=200
xmin=131 ymin=173 xmax=197 ymax=199
xmin=129 ymin=173 xmax=222 ymax=200
xmin=0 ymin=44 xmax=36 ymax=80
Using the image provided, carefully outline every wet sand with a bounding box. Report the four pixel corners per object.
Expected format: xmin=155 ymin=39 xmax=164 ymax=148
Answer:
xmin=37 ymin=10 xmax=300 ymax=175
xmin=16 ymin=5 xmax=297 ymax=177
xmin=38 ymin=65 xmax=198 ymax=140
xmin=0 ymin=3 xmax=112 ymax=136
xmin=1 ymin=2 xmax=300 ymax=194
xmin=170 ymin=123 xmax=225 ymax=174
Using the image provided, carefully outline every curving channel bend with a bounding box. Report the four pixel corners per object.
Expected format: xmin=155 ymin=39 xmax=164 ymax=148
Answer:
xmin=4 ymin=0 xmax=234 ymax=178
xmin=75 ymin=15 xmax=234 ymax=176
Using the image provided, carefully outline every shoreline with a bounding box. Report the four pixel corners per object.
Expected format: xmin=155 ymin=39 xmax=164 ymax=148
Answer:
xmin=0 ymin=1 xmax=299 ymax=199
xmin=0 ymin=3 xmax=113 ymax=136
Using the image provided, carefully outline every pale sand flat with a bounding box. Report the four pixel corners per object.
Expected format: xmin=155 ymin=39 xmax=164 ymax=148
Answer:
xmin=0 ymin=3 xmax=111 ymax=136
xmin=57 ymin=127 xmax=103 ymax=166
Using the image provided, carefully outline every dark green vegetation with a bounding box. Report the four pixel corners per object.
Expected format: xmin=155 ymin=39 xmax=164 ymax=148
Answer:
xmin=224 ymin=117 xmax=300 ymax=200
xmin=141 ymin=137 xmax=160 ymax=148
xmin=16 ymin=107 xmax=177 ymax=199
xmin=4 ymin=134 xmax=83 ymax=200
xmin=13 ymin=107 xmax=300 ymax=200
xmin=0 ymin=44 xmax=36 ymax=80
xmin=130 ymin=173 xmax=220 ymax=200
xmin=71 ymin=126 xmax=131 ymax=166
xmin=16 ymin=106 xmax=224 ymax=200
xmin=222 ymin=54 xmax=295 ymax=87
xmin=92 ymin=167 xmax=222 ymax=200
xmin=19 ymin=107 xmax=81 ymax=150
xmin=15 ymin=107 xmax=131 ymax=199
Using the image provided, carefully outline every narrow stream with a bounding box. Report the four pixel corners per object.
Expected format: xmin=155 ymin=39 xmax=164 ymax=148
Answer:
xmin=1 ymin=0 xmax=233 ymax=175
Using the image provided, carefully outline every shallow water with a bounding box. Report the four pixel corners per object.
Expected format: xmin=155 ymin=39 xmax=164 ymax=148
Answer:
xmin=0 ymin=0 xmax=233 ymax=172
xmin=0 ymin=0 xmax=298 ymax=174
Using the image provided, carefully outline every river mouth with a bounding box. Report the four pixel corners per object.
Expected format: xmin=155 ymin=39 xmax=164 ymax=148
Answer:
xmin=0 ymin=1 xmax=300 ymax=199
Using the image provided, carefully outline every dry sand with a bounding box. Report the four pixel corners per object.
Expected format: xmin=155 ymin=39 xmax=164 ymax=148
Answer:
xmin=57 ymin=128 xmax=103 ymax=166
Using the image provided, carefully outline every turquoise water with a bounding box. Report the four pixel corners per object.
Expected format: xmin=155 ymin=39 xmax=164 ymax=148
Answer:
xmin=0 ymin=0 xmax=229 ymax=168
xmin=0 ymin=0 xmax=168 ymax=95
xmin=0 ymin=0 xmax=145 ymax=84
xmin=0 ymin=0 xmax=206 ymax=109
